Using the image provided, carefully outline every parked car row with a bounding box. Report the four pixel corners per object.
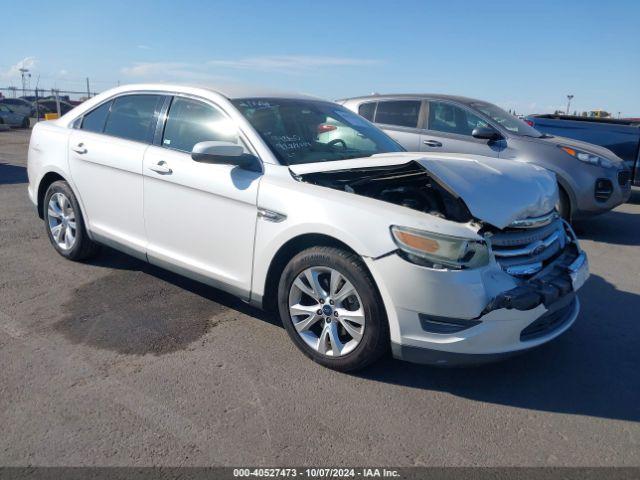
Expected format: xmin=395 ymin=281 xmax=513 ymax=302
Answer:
xmin=337 ymin=94 xmax=633 ymax=222
xmin=0 ymin=96 xmax=78 ymax=123
xmin=28 ymin=84 xmax=594 ymax=372
xmin=525 ymin=113 xmax=640 ymax=187
xmin=0 ymin=103 xmax=30 ymax=128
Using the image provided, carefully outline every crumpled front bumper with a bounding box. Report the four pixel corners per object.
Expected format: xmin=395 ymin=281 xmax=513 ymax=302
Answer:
xmin=483 ymin=245 xmax=588 ymax=313
xmin=365 ymin=242 xmax=589 ymax=366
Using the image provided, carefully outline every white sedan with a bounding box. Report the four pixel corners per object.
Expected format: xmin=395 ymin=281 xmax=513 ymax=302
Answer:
xmin=27 ymin=84 xmax=588 ymax=371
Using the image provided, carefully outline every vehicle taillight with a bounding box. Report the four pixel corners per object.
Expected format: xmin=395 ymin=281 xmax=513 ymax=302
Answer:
xmin=525 ymin=119 xmax=534 ymax=127
xmin=317 ymin=124 xmax=337 ymax=134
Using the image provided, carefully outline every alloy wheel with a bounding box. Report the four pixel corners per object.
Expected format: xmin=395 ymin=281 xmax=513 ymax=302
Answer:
xmin=288 ymin=266 xmax=365 ymax=357
xmin=47 ymin=192 xmax=77 ymax=251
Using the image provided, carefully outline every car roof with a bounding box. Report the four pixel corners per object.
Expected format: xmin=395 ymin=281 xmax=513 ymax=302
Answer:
xmin=338 ymin=93 xmax=488 ymax=105
xmin=108 ymin=83 xmax=324 ymax=101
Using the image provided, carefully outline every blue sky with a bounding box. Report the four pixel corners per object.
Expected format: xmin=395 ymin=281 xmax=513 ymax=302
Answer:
xmin=2 ymin=0 xmax=639 ymax=115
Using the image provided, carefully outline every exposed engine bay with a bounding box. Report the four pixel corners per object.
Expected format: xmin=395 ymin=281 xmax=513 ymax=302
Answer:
xmin=295 ymin=161 xmax=473 ymax=223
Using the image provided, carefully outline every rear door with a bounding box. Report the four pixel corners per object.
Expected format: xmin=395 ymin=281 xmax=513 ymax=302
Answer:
xmin=368 ymin=99 xmax=423 ymax=151
xmin=68 ymin=93 xmax=165 ymax=256
xmin=421 ymin=100 xmax=501 ymax=157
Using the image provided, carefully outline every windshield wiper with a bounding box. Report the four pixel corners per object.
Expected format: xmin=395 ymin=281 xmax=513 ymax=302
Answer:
xmin=338 ymin=153 xmax=373 ymax=160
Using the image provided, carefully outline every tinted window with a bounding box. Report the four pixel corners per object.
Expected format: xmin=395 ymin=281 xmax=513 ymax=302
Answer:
xmin=103 ymin=94 xmax=162 ymax=143
xmin=428 ymin=101 xmax=488 ymax=136
xmin=81 ymin=101 xmax=112 ymax=133
xmin=374 ymin=101 xmax=420 ymax=128
xmin=358 ymin=102 xmax=376 ymax=121
xmin=233 ymin=98 xmax=403 ymax=165
xmin=162 ymin=97 xmax=240 ymax=153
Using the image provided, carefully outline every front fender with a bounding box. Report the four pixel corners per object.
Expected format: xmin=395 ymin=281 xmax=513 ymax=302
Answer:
xmin=250 ymin=165 xmax=480 ymax=303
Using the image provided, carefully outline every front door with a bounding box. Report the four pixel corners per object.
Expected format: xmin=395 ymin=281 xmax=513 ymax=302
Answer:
xmin=143 ymin=96 xmax=261 ymax=299
xmin=420 ymin=100 xmax=503 ymax=157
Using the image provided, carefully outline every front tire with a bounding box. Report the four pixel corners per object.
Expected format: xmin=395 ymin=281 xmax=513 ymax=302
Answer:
xmin=44 ymin=180 xmax=100 ymax=261
xmin=277 ymin=246 xmax=389 ymax=372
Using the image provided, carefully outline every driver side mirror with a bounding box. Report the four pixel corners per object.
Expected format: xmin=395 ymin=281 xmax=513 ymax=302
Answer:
xmin=472 ymin=126 xmax=502 ymax=141
xmin=191 ymin=141 xmax=262 ymax=172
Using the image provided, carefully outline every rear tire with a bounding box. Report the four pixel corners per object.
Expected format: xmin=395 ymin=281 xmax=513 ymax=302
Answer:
xmin=21 ymin=117 xmax=29 ymax=129
xmin=277 ymin=246 xmax=389 ymax=372
xmin=44 ymin=180 xmax=100 ymax=261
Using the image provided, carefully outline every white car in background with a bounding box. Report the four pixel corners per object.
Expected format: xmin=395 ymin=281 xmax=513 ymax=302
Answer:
xmin=27 ymin=84 xmax=589 ymax=371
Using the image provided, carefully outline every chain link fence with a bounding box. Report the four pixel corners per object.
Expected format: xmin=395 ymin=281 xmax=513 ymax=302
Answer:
xmin=0 ymin=86 xmax=101 ymax=120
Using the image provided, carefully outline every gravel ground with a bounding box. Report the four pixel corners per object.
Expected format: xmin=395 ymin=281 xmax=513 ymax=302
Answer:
xmin=1 ymin=128 xmax=639 ymax=466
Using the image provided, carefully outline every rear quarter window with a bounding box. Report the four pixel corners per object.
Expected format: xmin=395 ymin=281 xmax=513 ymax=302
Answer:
xmin=358 ymin=102 xmax=376 ymax=121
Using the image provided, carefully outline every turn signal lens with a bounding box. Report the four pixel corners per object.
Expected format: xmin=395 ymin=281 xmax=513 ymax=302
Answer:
xmin=393 ymin=230 xmax=439 ymax=253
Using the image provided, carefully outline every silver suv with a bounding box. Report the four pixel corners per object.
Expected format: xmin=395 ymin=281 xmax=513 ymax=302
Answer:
xmin=339 ymin=94 xmax=632 ymax=220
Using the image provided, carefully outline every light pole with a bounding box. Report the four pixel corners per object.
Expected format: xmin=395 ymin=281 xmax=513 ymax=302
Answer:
xmin=566 ymin=95 xmax=574 ymax=115
xmin=19 ymin=68 xmax=31 ymax=97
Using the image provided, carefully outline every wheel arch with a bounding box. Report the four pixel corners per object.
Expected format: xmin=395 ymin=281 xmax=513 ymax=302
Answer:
xmin=36 ymin=171 xmax=67 ymax=218
xmin=555 ymin=176 xmax=575 ymax=219
xmin=260 ymin=233 xmax=365 ymax=313
xmin=36 ymin=170 xmax=89 ymax=229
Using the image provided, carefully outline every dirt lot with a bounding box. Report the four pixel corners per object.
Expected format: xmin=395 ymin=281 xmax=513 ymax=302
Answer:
xmin=1 ymin=128 xmax=639 ymax=466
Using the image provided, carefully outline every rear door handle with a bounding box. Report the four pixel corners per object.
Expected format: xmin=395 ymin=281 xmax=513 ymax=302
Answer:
xmin=423 ymin=140 xmax=443 ymax=147
xmin=148 ymin=161 xmax=172 ymax=174
xmin=71 ymin=143 xmax=87 ymax=154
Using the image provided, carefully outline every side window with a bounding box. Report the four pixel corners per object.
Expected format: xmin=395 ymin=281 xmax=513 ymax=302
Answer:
xmin=428 ymin=101 xmax=488 ymax=136
xmin=103 ymin=94 xmax=163 ymax=143
xmin=80 ymin=101 xmax=112 ymax=133
xmin=374 ymin=100 xmax=421 ymax=128
xmin=162 ymin=97 xmax=239 ymax=153
xmin=358 ymin=102 xmax=376 ymax=121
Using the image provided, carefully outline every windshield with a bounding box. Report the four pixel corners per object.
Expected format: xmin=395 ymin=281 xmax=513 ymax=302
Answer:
xmin=232 ymin=98 xmax=404 ymax=165
xmin=470 ymin=102 xmax=543 ymax=137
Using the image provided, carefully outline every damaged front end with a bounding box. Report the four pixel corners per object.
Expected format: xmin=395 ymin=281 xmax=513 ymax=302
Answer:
xmin=293 ymin=157 xmax=587 ymax=321
xmin=295 ymin=161 xmax=474 ymax=223
xmin=482 ymin=214 xmax=588 ymax=314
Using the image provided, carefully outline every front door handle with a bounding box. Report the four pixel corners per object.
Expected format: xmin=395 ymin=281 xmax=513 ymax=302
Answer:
xmin=71 ymin=143 xmax=87 ymax=154
xmin=423 ymin=140 xmax=443 ymax=147
xmin=148 ymin=161 xmax=172 ymax=175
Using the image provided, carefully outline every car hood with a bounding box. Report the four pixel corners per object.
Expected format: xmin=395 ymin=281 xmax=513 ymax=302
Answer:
xmin=289 ymin=153 xmax=558 ymax=229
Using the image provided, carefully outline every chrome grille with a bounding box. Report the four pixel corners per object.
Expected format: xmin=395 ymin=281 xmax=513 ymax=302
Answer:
xmin=489 ymin=215 xmax=569 ymax=277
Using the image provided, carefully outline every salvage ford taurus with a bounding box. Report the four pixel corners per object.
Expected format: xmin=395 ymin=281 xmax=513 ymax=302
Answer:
xmin=27 ymin=84 xmax=589 ymax=371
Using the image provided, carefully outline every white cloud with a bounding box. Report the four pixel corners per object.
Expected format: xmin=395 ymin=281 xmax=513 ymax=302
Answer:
xmin=137 ymin=45 xmax=151 ymax=50
xmin=207 ymin=55 xmax=381 ymax=73
xmin=121 ymin=62 xmax=227 ymax=83
xmin=121 ymin=55 xmax=382 ymax=82
xmin=2 ymin=56 xmax=37 ymax=79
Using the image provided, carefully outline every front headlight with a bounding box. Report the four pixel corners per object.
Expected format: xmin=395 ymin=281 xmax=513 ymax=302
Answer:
xmin=558 ymin=145 xmax=613 ymax=168
xmin=390 ymin=226 xmax=489 ymax=269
